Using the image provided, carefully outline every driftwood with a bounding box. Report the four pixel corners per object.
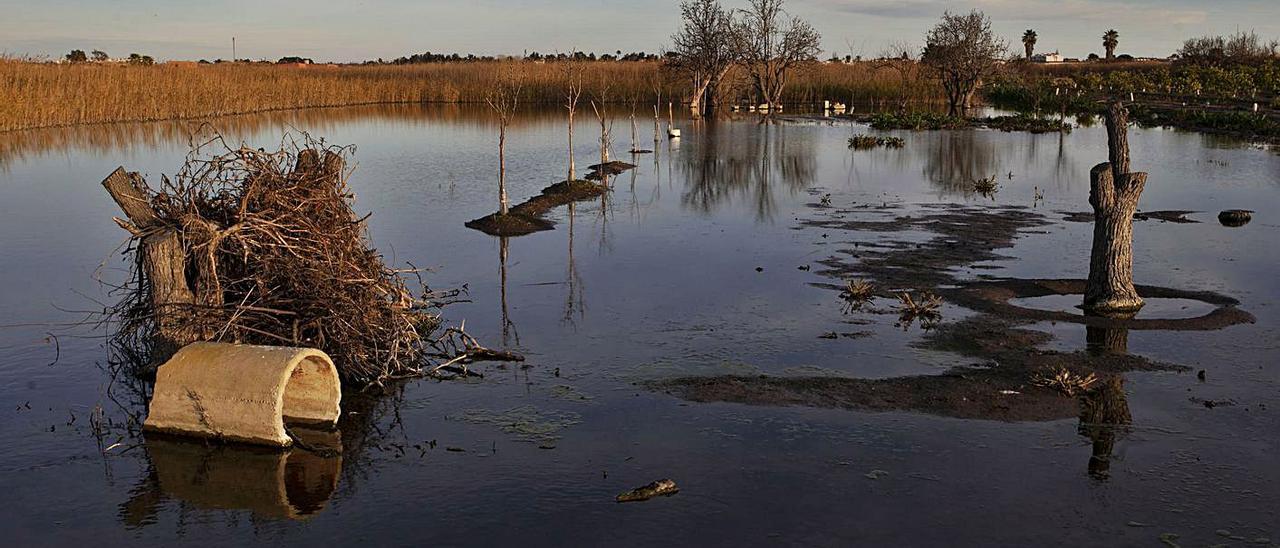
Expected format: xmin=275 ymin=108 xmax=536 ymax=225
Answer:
xmin=1084 ymin=102 xmax=1147 ymax=313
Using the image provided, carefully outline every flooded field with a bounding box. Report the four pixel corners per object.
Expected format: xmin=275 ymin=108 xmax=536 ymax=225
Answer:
xmin=1 ymin=104 xmax=1277 ymax=546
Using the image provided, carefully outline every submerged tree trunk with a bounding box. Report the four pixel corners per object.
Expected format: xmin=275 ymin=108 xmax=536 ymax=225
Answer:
xmin=1084 ymin=103 xmax=1147 ymax=313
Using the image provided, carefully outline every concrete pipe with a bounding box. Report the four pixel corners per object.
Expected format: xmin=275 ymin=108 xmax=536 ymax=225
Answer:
xmin=144 ymin=342 xmax=342 ymax=447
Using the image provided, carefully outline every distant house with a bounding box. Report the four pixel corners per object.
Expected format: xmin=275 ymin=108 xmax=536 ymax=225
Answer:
xmin=1031 ymin=51 xmax=1064 ymax=63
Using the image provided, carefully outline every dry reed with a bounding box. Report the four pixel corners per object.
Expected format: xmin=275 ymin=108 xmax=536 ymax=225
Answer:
xmin=1 ymin=59 xmax=935 ymax=132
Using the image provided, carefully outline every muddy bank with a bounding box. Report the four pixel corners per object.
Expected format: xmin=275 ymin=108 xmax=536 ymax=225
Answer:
xmin=657 ymin=202 xmax=1252 ymax=421
xmin=465 ymin=179 xmax=607 ymax=236
xmin=1059 ymin=209 xmax=1199 ymax=224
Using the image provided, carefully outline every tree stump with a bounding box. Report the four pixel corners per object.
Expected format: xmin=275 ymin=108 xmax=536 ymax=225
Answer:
xmin=102 ymin=167 xmax=202 ymax=354
xmin=1084 ymin=103 xmax=1147 ymax=313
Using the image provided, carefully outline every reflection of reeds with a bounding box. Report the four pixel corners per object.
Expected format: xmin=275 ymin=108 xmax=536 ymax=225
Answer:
xmin=895 ymin=290 xmax=942 ymax=328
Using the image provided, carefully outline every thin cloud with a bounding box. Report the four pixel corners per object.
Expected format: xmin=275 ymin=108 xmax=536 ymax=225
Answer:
xmin=823 ymin=0 xmax=1205 ymax=25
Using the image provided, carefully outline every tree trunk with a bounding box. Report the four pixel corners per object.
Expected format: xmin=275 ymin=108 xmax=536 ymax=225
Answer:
xmin=567 ymin=109 xmax=576 ymax=181
xmin=102 ymin=168 xmax=200 ymax=351
xmin=688 ymin=77 xmax=710 ymax=118
xmin=498 ymin=126 xmax=509 ymax=215
xmin=1084 ymin=103 xmax=1146 ymax=313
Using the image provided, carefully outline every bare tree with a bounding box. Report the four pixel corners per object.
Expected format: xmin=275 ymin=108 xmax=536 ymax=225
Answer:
xmin=671 ymin=0 xmax=737 ymax=116
xmin=486 ymin=67 xmax=523 ymax=215
xmin=874 ymin=41 xmax=923 ymax=111
xmin=731 ymin=0 xmax=822 ymax=112
xmin=921 ymin=10 xmax=1007 ymax=116
xmin=563 ymin=60 xmax=584 ymax=181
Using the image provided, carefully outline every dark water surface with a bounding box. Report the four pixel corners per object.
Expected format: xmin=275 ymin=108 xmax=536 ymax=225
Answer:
xmin=1 ymin=105 xmax=1277 ymax=547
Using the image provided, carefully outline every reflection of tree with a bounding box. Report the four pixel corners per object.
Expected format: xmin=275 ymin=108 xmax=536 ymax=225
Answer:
xmin=562 ymin=203 xmax=585 ymax=327
xmin=1086 ymin=325 xmax=1129 ymax=355
xmin=498 ymin=236 xmax=518 ymax=346
xmin=921 ymin=130 xmax=998 ymax=195
xmin=677 ymin=121 xmax=815 ymax=221
xmin=1077 ymin=375 xmax=1131 ymax=480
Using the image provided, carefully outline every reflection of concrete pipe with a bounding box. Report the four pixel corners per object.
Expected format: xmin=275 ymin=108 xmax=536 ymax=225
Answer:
xmin=143 ymin=434 xmax=341 ymax=520
xmin=144 ymin=342 xmax=341 ymax=446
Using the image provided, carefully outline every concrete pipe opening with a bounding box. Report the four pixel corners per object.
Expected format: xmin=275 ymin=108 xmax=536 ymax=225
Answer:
xmin=144 ymin=342 xmax=342 ymax=447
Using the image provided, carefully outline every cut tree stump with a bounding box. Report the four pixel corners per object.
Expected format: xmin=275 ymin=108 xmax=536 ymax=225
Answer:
xmin=102 ymin=167 xmax=204 ymax=352
xmin=1084 ymin=103 xmax=1147 ymax=313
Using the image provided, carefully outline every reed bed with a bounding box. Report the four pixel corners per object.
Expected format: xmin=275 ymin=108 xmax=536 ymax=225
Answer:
xmin=1 ymin=58 xmax=933 ymax=132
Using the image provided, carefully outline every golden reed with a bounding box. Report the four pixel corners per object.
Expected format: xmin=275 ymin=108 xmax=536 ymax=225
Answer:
xmin=0 ymin=59 xmax=932 ymax=132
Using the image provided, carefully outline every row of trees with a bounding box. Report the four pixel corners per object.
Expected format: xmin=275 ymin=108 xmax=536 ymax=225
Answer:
xmin=668 ymin=4 xmax=1009 ymax=116
xmin=381 ymin=50 xmax=664 ymax=65
xmin=64 ymin=50 xmax=154 ymax=65
xmin=1021 ymin=28 xmax=1122 ymax=61
xmin=670 ymin=0 xmax=823 ymax=115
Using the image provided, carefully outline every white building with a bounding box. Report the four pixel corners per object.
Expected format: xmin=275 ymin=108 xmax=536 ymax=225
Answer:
xmin=1031 ymin=51 xmax=1064 ymax=63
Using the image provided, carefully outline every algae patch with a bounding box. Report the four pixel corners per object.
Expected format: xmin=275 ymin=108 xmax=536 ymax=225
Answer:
xmin=452 ymin=406 xmax=582 ymax=444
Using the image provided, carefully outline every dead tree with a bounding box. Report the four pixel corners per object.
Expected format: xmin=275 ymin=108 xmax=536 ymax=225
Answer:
xmin=1084 ymin=102 xmax=1147 ymax=312
xmin=564 ymin=61 xmax=584 ymax=181
xmin=731 ymin=0 xmax=822 ymax=112
xmin=486 ymin=67 xmax=523 ymax=215
xmin=671 ymin=0 xmax=737 ymax=116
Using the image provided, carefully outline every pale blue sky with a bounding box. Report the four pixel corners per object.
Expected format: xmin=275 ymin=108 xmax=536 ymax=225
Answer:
xmin=1 ymin=0 xmax=1277 ymax=62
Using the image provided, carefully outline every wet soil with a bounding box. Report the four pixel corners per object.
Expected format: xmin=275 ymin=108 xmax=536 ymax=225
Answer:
xmin=658 ymin=203 xmax=1253 ymax=421
xmin=465 ymin=179 xmax=608 ymax=236
xmin=1059 ymin=209 xmax=1200 ymax=223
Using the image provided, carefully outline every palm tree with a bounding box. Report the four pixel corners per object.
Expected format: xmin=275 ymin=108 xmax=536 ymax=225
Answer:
xmin=1022 ymin=29 xmax=1038 ymax=60
xmin=1103 ymin=29 xmax=1119 ymax=61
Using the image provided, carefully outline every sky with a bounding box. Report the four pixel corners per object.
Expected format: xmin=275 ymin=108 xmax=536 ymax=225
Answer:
xmin=1 ymin=0 xmax=1277 ymax=62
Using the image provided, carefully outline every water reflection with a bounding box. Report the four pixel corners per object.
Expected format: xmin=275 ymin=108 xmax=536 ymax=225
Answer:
xmin=123 ymin=429 xmax=342 ymax=526
xmin=0 ymin=104 xmax=564 ymax=167
xmin=678 ymin=121 xmax=815 ymax=221
xmin=562 ymin=203 xmax=585 ymax=327
xmin=1077 ymin=376 xmax=1132 ymax=480
xmin=921 ymin=131 xmax=999 ymax=194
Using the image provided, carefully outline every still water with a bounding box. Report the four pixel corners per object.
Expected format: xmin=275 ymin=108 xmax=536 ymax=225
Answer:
xmin=1 ymin=105 xmax=1277 ymax=546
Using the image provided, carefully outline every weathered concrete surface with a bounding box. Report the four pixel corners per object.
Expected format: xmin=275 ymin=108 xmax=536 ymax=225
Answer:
xmin=144 ymin=342 xmax=341 ymax=447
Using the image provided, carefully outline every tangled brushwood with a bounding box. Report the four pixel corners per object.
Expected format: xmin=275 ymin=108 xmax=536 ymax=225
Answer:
xmin=102 ymin=133 xmax=454 ymax=385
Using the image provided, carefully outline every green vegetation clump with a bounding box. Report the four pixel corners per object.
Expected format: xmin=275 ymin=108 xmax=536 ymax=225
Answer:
xmin=1129 ymin=106 xmax=1280 ymax=139
xmin=980 ymin=114 xmax=1072 ymax=133
xmin=869 ymin=111 xmax=969 ymax=130
xmin=848 ymin=134 xmax=905 ymax=149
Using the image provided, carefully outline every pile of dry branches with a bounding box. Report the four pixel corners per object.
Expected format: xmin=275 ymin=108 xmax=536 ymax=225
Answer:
xmin=104 ymin=133 xmax=450 ymax=385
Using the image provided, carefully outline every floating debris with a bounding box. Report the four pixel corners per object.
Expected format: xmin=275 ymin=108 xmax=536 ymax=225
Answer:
xmin=1218 ymin=209 xmax=1253 ymax=227
xmin=616 ymin=479 xmax=679 ymax=502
